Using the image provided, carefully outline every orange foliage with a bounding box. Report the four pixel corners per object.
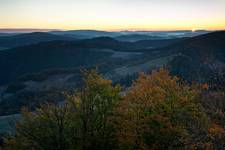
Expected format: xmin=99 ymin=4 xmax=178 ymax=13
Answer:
xmin=209 ymin=123 xmax=225 ymax=137
xmin=202 ymin=83 xmax=209 ymax=90
xmin=115 ymin=68 xmax=209 ymax=149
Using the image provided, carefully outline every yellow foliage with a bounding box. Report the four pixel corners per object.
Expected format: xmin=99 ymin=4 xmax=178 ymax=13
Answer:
xmin=115 ymin=68 xmax=209 ymax=149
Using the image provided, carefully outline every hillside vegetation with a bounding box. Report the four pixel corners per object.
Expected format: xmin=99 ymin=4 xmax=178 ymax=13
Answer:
xmin=1 ymin=69 xmax=224 ymax=150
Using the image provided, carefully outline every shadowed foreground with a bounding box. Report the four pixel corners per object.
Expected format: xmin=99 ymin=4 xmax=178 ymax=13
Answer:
xmin=1 ymin=69 xmax=225 ymax=150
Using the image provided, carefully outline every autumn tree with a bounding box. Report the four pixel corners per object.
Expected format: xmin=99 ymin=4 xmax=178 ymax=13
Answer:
xmin=115 ymin=68 xmax=209 ymax=150
xmin=67 ymin=69 xmax=121 ymax=150
xmin=4 ymin=69 xmax=121 ymax=150
xmin=4 ymin=104 xmax=74 ymax=150
xmin=4 ymin=68 xmax=224 ymax=150
xmin=201 ymin=92 xmax=225 ymax=149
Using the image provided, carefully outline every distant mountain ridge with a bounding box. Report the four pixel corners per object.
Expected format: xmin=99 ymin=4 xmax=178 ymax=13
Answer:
xmin=115 ymin=34 xmax=163 ymax=42
xmin=50 ymin=29 xmax=210 ymax=39
xmin=0 ymin=31 xmax=223 ymax=87
xmin=0 ymin=29 xmax=58 ymax=33
xmin=0 ymin=29 xmax=211 ymax=48
xmin=0 ymin=36 xmax=183 ymax=86
xmin=0 ymin=32 xmax=76 ymax=49
xmin=50 ymin=30 xmax=122 ymax=39
xmin=165 ymin=31 xmax=225 ymax=81
xmin=0 ymin=31 xmax=224 ymax=116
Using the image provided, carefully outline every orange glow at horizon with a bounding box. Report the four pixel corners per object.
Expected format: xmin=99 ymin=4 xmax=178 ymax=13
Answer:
xmin=0 ymin=0 xmax=225 ymax=31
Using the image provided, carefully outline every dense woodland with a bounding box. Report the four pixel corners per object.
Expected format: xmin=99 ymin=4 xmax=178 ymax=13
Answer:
xmin=1 ymin=68 xmax=224 ymax=150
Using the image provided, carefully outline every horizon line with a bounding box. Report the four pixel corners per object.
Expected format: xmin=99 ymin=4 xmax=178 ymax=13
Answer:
xmin=0 ymin=27 xmax=224 ymax=33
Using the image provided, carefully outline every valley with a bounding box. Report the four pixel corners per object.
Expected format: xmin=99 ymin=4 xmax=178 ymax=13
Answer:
xmin=0 ymin=30 xmax=224 ymax=136
xmin=1 ymin=0 xmax=225 ymax=148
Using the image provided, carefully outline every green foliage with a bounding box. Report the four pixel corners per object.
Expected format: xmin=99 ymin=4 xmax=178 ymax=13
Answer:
xmin=5 ymin=105 xmax=73 ymax=150
xmin=2 ymin=68 xmax=225 ymax=150
xmin=3 ymin=69 xmax=121 ymax=150
xmin=66 ymin=69 xmax=121 ymax=150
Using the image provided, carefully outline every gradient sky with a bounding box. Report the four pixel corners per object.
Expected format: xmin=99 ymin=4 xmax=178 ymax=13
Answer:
xmin=0 ymin=0 xmax=225 ymax=31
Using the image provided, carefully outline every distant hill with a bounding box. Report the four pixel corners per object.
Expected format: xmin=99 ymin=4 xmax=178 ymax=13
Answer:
xmin=0 ymin=29 xmax=57 ymax=33
xmin=0 ymin=30 xmax=223 ymax=86
xmin=0 ymin=36 xmax=183 ymax=86
xmin=50 ymin=30 xmax=210 ymax=39
xmin=115 ymin=34 xmax=163 ymax=42
xmin=0 ymin=32 xmax=76 ymax=48
xmin=0 ymin=33 xmax=19 ymax=37
xmin=114 ymin=31 xmax=210 ymax=42
xmin=50 ymin=30 xmax=122 ymax=39
xmin=100 ymin=31 xmax=225 ymax=83
xmin=165 ymin=31 xmax=225 ymax=81
xmin=119 ymin=30 xmax=210 ymax=38
xmin=0 ymin=31 xmax=223 ymax=87
xmin=0 ymin=31 xmax=224 ymax=116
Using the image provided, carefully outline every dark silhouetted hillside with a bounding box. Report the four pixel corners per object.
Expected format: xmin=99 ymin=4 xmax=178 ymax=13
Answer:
xmin=0 ymin=32 xmax=76 ymax=48
xmin=166 ymin=31 xmax=225 ymax=81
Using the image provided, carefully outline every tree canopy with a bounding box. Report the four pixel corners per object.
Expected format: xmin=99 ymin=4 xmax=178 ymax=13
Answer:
xmin=2 ymin=68 xmax=225 ymax=150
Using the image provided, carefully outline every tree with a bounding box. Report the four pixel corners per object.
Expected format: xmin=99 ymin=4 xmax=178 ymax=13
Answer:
xmin=67 ymin=69 xmax=121 ymax=150
xmin=115 ymin=68 xmax=209 ymax=150
xmin=200 ymin=91 xmax=225 ymax=149
xmin=4 ymin=69 xmax=121 ymax=150
xmin=4 ymin=104 xmax=73 ymax=150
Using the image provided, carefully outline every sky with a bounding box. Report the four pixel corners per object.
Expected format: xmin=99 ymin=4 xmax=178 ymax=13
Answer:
xmin=0 ymin=0 xmax=225 ymax=31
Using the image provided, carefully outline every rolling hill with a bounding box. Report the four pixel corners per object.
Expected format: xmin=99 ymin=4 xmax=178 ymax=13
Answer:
xmin=0 ymin=37 xmax=183 ymax=86
xmin=0 ymin=31 xmax=224 ymax=116
xmin=165 ymin=31 xmax=225 ymax=81
xmin=50 ymin=30 xmax=122 ymax=39
xmin=115 ymin=34 xmax=163 ymax=42
xmin=107 ymin=31 xmax=225 ymax=82
xmin=50 ymin=30 xmax=209 ymax=39
xmin=0 ymin=32 xmax=76 ymax=48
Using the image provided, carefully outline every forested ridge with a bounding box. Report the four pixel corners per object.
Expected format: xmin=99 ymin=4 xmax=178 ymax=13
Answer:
xmin=1 ymin=68 xmax=224 ymax=150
